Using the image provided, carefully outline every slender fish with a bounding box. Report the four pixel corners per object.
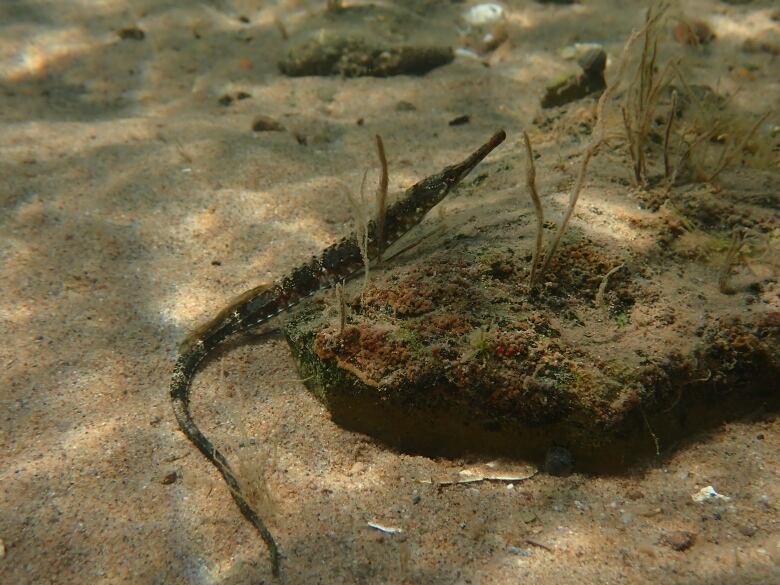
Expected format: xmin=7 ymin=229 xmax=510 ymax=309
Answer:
xmin=170 ymin=130 xmax=506 ymax=576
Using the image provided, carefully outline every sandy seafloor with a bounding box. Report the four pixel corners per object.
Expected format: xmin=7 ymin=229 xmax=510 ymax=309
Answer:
xmin=1 ymin=1 xmax=780 ymax=584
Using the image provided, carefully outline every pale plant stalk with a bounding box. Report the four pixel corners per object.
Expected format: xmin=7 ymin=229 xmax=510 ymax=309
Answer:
xmin=522 ymin=131 xmax=544 ymax=289
xmin=535 ymin=23 xmax=650 ymax=283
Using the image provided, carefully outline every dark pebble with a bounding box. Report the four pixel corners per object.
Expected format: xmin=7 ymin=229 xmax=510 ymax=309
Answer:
xmin=162 ymin=471 xmax=178 ymax=485
xmin=118 ymin=27 xmax=145 ymax=41
xmin=738 ymin=524 xmax=758 ymax=537
xmin=251 ymin=115 xmax=284 ymax=132
xmin=218 ymin=95 xmax=234 ymax=107
xmin=448 ymin=115 xmax=470 ymax=126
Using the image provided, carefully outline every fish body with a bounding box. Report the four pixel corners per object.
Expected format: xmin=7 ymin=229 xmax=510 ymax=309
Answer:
xmin=170 ymin=130 xmax=506 ymax=576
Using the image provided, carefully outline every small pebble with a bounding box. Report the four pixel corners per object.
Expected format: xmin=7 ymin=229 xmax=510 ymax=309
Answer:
xmin=507 ymin=546 xmax=532 ymax=557
xmin=738 ymin=524 xmax=758 ymax=537
xmin=448 ymin=115 xmax=470 ymax=126
xmin=252 ymin=115 xmax=284 ymax=132
xmin=162 ymin=471 xmax=178 ymax=485
xmin=117 ymin=27 xmax=145 ymax=41
xmin=661 ymin=530 xmax=696 ymax=551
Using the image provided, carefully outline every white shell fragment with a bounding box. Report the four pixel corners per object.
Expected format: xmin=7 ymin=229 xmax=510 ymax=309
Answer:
xmin=367 ymin=522 xmax=403 ymax=535
xmin=691 ymin=485 xmax=732 ymax=503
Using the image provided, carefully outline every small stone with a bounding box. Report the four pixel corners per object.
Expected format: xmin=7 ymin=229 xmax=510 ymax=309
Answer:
xmin=217 ymin=95 xmax=234 ymax=107
xmin=162 ymin=471 xmax=178 ymax=485
xmin=577 ymin=48 xmax=606 ymax=77
xmin=252 ymin=115 xmax=284 ymax=132
xmin=661 ymin=530 xmax=696 ymax=551
xmin=544 ymin=446 xmax=574 ymax=476
xmin=507 ymin=545 xmax=532 ymax=556
xmin=738 ymin=524 xmax=758 ymax=537
xmin=395 ymin=101 xmax=417 ymax=112
xmin=118 ymin=27 xmax=145 ymax=41
xmin=541 ymin=48 xmax=606 ymax=109
xmin=448 ymin=115 xmax=470 ymax=126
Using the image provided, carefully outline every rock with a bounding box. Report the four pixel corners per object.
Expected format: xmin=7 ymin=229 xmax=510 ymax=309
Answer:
xmin=448 ymin=115 xmax=470 ymax=126
xmin=252 ymin=115 xmax=285 ymax=132
xmin=738 ymin=524 xmax=758 ymax=537
xmin=541 ymin=48 xmax=606 ymax=108
xmin=661 ymin=530 xmax=696 ymax=551
xmin=117 ymin=27 xmax=145 ymax=41
xmin=162 ymin=471 xmax=178 ymax=485
xmin=507 ymin=545 xmax=533 ymax=556
xmin=279 ymin=36 xmax=453 ymax=78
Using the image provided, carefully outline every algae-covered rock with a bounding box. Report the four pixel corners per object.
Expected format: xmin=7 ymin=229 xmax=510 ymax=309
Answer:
xmin=284 ymin=164 xmax=780 ymax=472
xmin=541 ymin=47 xmax=607 ymax=108
xmin=279 ymin=36 xmax=454 ymax=78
